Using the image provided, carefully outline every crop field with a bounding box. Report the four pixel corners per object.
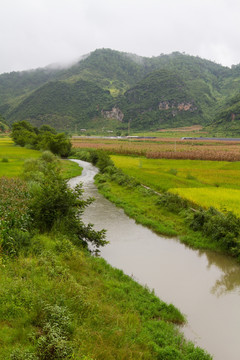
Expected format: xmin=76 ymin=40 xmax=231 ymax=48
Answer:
xmin=171 ymin=187 xmax=240 ymax=217
xmin=110 ymin=155 xmax=240 ymax=215
xmin=72 ymin=136 xmax=240 ymax=161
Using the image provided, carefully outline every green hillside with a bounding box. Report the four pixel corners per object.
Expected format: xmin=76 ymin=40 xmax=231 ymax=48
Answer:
xmin=8 ymin=80 xmax=113 ymax=131
xmin=208 ymin=92 xmax=240 ymax=136
xmin=115 ymin=68 xmax=214 ymax=130
xmin=60 ymin=48 xmax=146 ymax=96
xmin=1 ymin=48 xmax=240 ymax=132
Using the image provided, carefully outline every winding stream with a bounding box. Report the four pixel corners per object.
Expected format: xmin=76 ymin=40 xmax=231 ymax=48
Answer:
xmin=69 ymin=159 xmax=240 ymax=360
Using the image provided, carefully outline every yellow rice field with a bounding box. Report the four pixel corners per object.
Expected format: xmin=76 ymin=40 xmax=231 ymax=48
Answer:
xmin=171 ymin=187 xmax=240 ymax=217
xmin=110 ymin=155 xmax=240 ymax=215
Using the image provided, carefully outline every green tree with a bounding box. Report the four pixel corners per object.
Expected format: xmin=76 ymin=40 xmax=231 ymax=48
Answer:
xmin=29 ymin=159 xmax=106 ymax=253
xmin=11 ymin=120 xmax=72 ymax=157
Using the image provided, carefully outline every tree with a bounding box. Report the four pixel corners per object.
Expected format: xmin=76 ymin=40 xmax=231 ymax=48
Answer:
xmin=11 ymin=120 xmax=72 ymax=157
xmin=29 ymin=158 xmax=107 ymax=253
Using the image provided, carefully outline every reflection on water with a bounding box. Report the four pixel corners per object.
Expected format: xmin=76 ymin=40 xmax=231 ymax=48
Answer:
xmin=197 ymin=249 xmax=240 ymax=296
xmin=69 ymin=159 xmax=240 ymax=360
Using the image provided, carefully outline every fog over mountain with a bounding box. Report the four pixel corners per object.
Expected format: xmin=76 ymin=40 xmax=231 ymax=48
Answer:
xmin=1 ymin=0 xmax=240 ymax=74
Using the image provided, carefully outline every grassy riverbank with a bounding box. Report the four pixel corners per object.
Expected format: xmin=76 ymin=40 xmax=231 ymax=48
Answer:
xmin=72 ymin=149 xmax=240 ymax=259
xmin=0 ymin=139 xmax=212 ymax=359
xmin=95 ymin=174 xmax=218 ymax=251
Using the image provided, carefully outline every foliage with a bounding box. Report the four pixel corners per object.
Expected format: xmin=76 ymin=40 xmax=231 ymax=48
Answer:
xmin=0 ymin=233 xmax=211 ymax=359
xmin=188 ymin=207 xmax=240 ymax=255
xmin=8 ymin=80 xmax=113 ymax=130
xmin=11 ymin=121 xmax=72 ymax=157
xmin=0 ymin=48 xmax=238 ymax=132
xmin=156 ymin=192 xmax=190 ymax=213
xmin=0 ymin=177 xmax=32 ymax=256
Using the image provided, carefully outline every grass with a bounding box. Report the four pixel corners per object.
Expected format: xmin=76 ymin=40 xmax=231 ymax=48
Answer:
xmin=0 ymin=232 xmax=212 ymax=359
xmin=0 ymin=138 xmax=41 ymax=177
xmin=95 ymin=177 xmax=219 ymax=252
xmin=0 ymin=137 xmax=82 ymax=179
xmin=0 ymin=138 xmax=212 ymax=359
xmin=110 ymin=155 xmax=240 ymax=220
xmin=60 ymin=158 xmax=83 ymax=179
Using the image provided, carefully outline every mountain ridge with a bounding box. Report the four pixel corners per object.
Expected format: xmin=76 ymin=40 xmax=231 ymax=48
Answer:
xmin=0 ymin=48 xmax=239 ymax=132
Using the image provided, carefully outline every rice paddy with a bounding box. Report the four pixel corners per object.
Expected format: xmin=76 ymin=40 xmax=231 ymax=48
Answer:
xmin=110 ymin=155 xmax=240 ymax=215
xmin=171 ymin=187 xmax=240 ymax=217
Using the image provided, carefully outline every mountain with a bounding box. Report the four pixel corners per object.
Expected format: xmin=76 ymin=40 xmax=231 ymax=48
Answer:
xmin=0 ymin=48 xmax=239 ymax=132
xmin=7 ymin=80 xmax=113 ymax=131
xmin=208 ymin=92 xmax=240 ymax=136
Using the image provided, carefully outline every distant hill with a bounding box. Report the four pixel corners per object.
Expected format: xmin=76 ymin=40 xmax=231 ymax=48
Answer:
xmin=7 ymin=80 xmax=113 ymax=131
xmin=115 ymin=67 xmax=217 ymax=130
xmin=209 ymin=93 xmax=240 ymax=136
xmin=0 ymin=113 xmax=8 ymax=132
xmin=0 ymin=48 xmax=240 ymax=132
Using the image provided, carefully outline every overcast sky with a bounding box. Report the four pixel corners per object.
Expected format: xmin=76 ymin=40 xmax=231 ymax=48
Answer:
xmin=1 ymin=0 xmax=240 ymax=74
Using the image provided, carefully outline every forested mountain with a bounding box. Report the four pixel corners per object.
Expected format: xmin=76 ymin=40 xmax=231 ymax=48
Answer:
xmin=0 ymin=48 xmax=240 ymax=132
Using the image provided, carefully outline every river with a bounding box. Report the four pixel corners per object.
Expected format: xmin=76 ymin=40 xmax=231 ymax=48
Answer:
xmin=68 ymin=159 xmax=240 ymax=360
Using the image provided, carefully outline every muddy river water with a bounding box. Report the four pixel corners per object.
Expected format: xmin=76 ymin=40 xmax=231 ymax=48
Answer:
xmin=68 ymin=159 xmax=240 ymax=360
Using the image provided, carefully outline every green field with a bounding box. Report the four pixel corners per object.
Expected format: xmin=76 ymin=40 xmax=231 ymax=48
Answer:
xmin=111 ymin=155 xmax=240 ymax=215
xmin=0 ymin=137 xmax=82 ymax=179
xmin=0 ymin=138 xmax=41 ymax=177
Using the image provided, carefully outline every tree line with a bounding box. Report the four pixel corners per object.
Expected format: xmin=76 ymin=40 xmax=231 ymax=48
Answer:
xmin=11 ymin=120 xmax=72 ymax=157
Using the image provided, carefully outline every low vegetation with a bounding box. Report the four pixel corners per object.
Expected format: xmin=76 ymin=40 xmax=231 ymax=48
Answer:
xmin=72 ymin=149 xmax=240 ymax=260
xmin=0 ymin=137 xmax=81 ymax=179
xmin=0 ymin=136 xmax=212 ymax=358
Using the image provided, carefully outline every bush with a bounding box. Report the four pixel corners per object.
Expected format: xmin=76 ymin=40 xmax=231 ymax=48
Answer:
xmin=156 ymin=192 xmax=189 ymax=213
xmin=11 ymin=121 xmax=72 ymax=158
xmin=188 ymin=207 xmax=240 ymax=252
xmin=28 ymin=160 xmax=107 ymax=253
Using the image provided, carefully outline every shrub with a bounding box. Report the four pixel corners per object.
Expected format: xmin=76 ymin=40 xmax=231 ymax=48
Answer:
xmin=156 ymin=192 xmax=189 ymax=213
xmin=28 ymin=161 xmax=107 ymax=253
xmin=188 ymin=207 xmax=240 ymax=252
xmin=168 ymin=168 xmax=178 ymax=176
xmin=11 ymin=121 xmax=72 ymax=158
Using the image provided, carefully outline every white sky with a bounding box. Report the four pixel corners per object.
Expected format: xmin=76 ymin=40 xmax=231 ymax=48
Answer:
xmin=1 ymin=0 xmax=240 ymax=74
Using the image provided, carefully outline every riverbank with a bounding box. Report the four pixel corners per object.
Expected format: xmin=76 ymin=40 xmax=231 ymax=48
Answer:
xmin=0 ymin=141 xmax=211 ymax=359
xmin=71 ymin=148 xmax=240 ymax=260
xmin=71 ymin=158 xmax=240 ymax=360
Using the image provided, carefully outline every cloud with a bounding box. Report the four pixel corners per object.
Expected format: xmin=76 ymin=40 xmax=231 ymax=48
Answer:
xmin=0 ymin=0 xmax=240 ymax=73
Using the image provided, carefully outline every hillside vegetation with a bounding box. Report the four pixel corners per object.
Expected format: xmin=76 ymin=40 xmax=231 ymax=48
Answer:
xmin=1 ymin=48 xmax=240 ymax=132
